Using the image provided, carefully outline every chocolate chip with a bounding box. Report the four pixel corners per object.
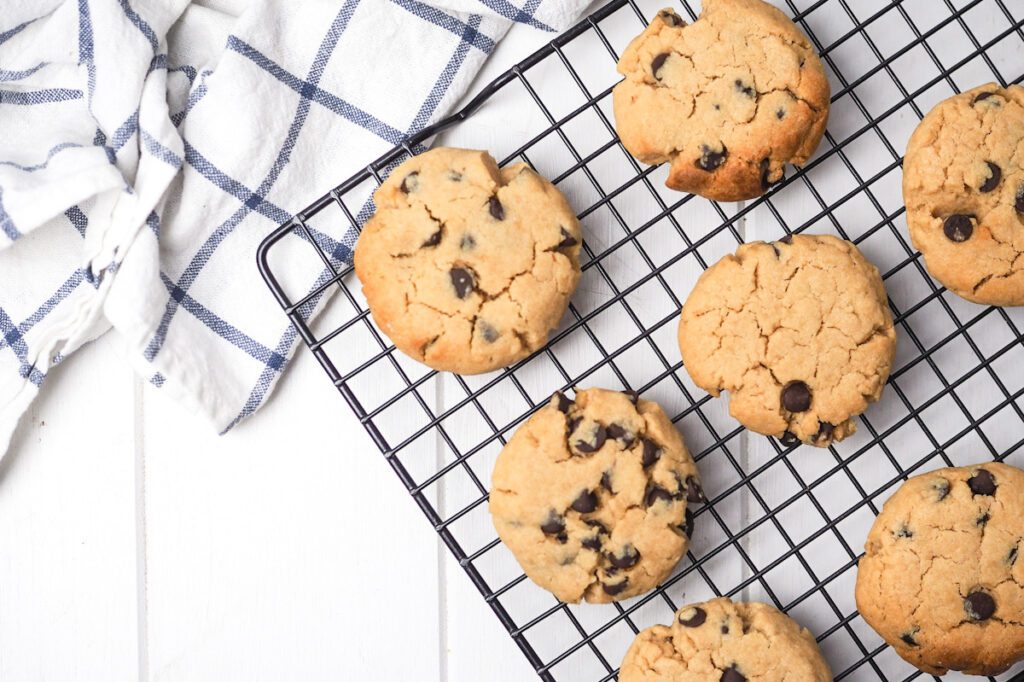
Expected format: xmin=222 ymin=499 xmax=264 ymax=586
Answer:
xmin=646 ymin=485 xmax=674 ymax=507
xmin=943 ymin=214 xmax=974 ymax=243
xmin=622 ymin=390 xmax=639 ymax=405
xmin=488 ymin=196 xmax=504 ymax=220
xmin=968 ymin=469 xmax=996 ymax=496
xmin=1016 ymin=186 xmax=1024 ymax=215
xmin=608 ymin=423 xmax=635 ymax=448
xmin=400 ymin=171 xmax=419 ymax=193
xmin=556 ymin=532 xmax=568 ymax=544
xmin=567 ymin=416 xmax=582 ymax=435
xmin=965 ymin=591 xmax=995 ymax=620
xmin=977 ymin=512 xmax=990 ymax=527
xmin=681 ymin=508 xmax=695 ymax=537
xmin=895 ymin=525 xmax=913 ymax=538
xmin=602 ymin=578 xmax=628 ymax=596
xmin=815 ymin=422 xmax=835 ymax=443
xmin=781 ymin=381 xmax=812 ymax=412
xmin=981 ymin=162 xmax=1001 ymax=192
xmin=685 ymin=476 xmax=704 ymax=503
xmin=552 ymin=391 xmax=572 ymax=414
xmin=780 ymin=431 xmax=799 ymax=447
xmin=586 ymin=519 xmax=608 ymax=534
xmin=641 ymin=438 xmax=661 ymax=468
xmin=460 ymin=233 xmax=475 ymax=250
xmin=606 ymin=422 xmax=626 ymax=439
xmin=575 ymin=424 xmax=607 ymax=454
xmin=721 ymin=623 xmax=730 ymax=635
xmin=776 ymin=108 xmax=785 ymax=119
xmin=771 ymin=243 xmax=781 ymax=258
xmin=582 ymin=534 xmax=603 ymax=551
xmin=477 ymin=321 xmax=499 ymax=343
xmin=571 ymin=489 xmax=598 ymax=514
xmin=556 ymin=226 xmax=578 ymax=250
xmin=608 ymin=545 xmax=640 ymax=569
xmin=760 ymin=158 xmax=771 ymax=191
xmin=540 ymin=512 xmax=565 ymax=536
xmin=601 ymin=470 xmax=614 ymax=493
xmin=1008 ymin=544 xmax=1019 ymax=565
xmin=678 ymin=607 xmax=706 ymax=628
xmin=721 ymin=665 xmax=746 ymax=682
xmin=651 ymin=52 xmax=670 ymax=79
xmin=658 ymin=9 xmax=682 ymax=26
xmin=450 ymin=267 xmax=474 ymax=298
xmin=421 ymin=229 xmax=442 ymax=247
xmin=934 ymin=478 xmax=951 ymax=501
xmin=973 ymin=91 xmax=996 ymax=104
xmin=734 ymin=78 xmax=755 ymax=98
xmin=696 ymin=144 xmax=727 ymax=172
xmin=900 ymin=631 xmax=919 ymax=647
xmin=780 ymin=233 xmax=793 ymax=244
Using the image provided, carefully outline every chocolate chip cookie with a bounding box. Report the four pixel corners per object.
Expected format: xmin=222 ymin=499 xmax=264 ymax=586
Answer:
xmin=904 ymin=84 xmax=1024 ymax=306
xmin=678 ymin=234 xmax=896 ymax=446
xmin=489 ymin=388 xmax=702 ymax=603
xmin=856 ymin=462 xmax=1024 ymax=676
xmin=619 ymin=597 xmax=832 ymax=681
xmin=354 ymin=148 xmax=582 ymax=374
xmin=613 ymin=0 xmax=831 ymax=201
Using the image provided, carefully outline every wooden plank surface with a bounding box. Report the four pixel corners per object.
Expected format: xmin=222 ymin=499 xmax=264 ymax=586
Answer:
xmin=0 ymin=336 xmax=140 ymax=682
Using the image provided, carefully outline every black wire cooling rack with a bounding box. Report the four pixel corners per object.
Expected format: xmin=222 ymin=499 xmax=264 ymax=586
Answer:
xmin=257 ymin=1 xmax=1024 ymax=680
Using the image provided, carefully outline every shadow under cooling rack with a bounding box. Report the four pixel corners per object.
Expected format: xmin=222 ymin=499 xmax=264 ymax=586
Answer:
xmin=257 ymin=1 xmax=1024 ymax=680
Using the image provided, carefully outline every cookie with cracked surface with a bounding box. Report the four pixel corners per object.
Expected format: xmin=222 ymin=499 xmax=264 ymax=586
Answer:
xmin=354 ymin=148 xmax=581 ymax=374
xmin=489 ymin=388 xmax=702 ymax=603
xmin=678 ymin=234 xmax=896 ymax=447
xmin=612 ymin=0 xmax=830 ymax=201
xmin=856 ymin=462 xmax=1024 ymax=676
xmin=619 ymin=597 xmax=832 ymax=681
xmin=903 ymin=84 xmax=1024 ymax=306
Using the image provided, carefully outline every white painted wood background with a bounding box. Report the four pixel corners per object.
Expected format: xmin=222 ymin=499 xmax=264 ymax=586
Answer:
xmin=3 ymin=1 xmax=1024 ymax=681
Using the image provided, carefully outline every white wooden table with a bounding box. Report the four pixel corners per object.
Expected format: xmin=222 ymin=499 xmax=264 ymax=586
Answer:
xmin=4 ymin=2 xmax=1024 ymax=681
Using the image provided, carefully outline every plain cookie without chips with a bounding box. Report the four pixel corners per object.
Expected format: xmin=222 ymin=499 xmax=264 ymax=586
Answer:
xmin=619 ymin=597 xmax=832 ymax=681
xmin=903 ymin=84 xmax=1024 ymax=306
xmin=489 ymin=388 xmax=702 ymax=603
xmin=856 ymin=462 xmax=1024 ymax=676
xmin=613 ymin=0 xmax=831 ymax=201
xmin=354 ymin=147 xmax=581 ymax=374
xmin=678 ymin=234 xmax=896 ymax=447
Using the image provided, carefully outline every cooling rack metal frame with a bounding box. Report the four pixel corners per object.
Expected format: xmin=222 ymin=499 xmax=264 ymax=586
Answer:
xmin=257 ymin=1 xmax=1024 ymax=680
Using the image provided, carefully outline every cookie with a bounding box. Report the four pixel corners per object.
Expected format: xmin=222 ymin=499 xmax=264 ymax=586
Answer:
xmin=619 ymin=597 xmax=832 ymax=681
xmin=612 ymin=0 xmax=830 ymax=201
xmin=678 ymin=234 xmax=896 ymax=446
xmin=489 ymin=388 xmax=702 ymax=603
xmin=903 ymin=84 xmax=1024 ymax=306
xmin=856 ymin=462 xmax=1024 ymax=676
xmin=353 ymin=148 xmax=582 ymax=374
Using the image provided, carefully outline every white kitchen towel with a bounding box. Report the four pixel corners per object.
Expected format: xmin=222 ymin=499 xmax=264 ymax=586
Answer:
xmin=0 ymin=0 xmax=591 ymax=456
